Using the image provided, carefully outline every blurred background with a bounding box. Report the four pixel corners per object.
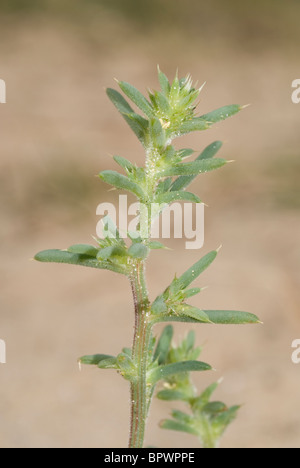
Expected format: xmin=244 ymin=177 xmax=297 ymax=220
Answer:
xmin=0 ymin=0 xmax=300 ymax=448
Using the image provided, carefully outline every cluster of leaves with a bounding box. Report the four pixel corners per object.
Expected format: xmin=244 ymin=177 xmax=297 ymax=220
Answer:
xmin=156 ymin=326 xmax=240 ymax=448
xmin=77 ymin=245 xmax=258 ymax=382
xmin=35 ymin=68 xmax=243 ymax=273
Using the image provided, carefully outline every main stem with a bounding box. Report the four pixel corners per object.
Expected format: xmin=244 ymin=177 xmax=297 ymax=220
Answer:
xmin=128 ymin=149 xmax=158 ymax=448
xmin=128 ymin=261 xmax=152 ymax=448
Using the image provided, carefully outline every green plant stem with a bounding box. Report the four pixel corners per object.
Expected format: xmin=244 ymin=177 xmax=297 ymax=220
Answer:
xmin=129 ymin=261 xmax=152 ymax=448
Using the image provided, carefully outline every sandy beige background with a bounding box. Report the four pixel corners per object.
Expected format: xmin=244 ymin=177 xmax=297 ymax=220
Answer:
xmin=0 ymin=0 xmax=300 ymax=448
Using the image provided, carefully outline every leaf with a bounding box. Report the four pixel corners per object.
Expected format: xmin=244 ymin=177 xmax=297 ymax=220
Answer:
xmin=100 ymin=170 xmax=146 ymax=200
xmin=128 ymin=243 xmax=150 ymax=259
xmin=174 ymin=305 xmax=211 ymax=324
xmin=171 ymin=141 xmax=223 ymax=191
xmin=159 ymin=158 xmax=227 ymax=177
xmin=178 ymin=148 xmax=195 ymax=159
xmin=97 ymin=246 xmax=127 ymax=261
xmin=106 ymin=88 xmax=147 ymax=144
xmin=153 ymin=325 xmax=174 ymax=365
xmin=183 ymin=288 xmax=201 ymax=299
xmin=203 ymin=401 xmax=227 ymax=415
xmin=148 ymin=360 xmax=212 ymax=385
xmin=157 ymin=389 xmax=187 ymax=401
xmin=199 ymin=104 xmax=242 ymax=124
xmin=174 ymin=250 xmax=218 ymax=292
xmin=148 ymin=241 xmax=168 ymax=250
xmin=162 ymin=145 xmax=177 ymax=163
xmin=153 ymin=310 xmax=260 ymax=325
xmin=149 ymin=117 xmax=166 ymax=148
xmin=67 ymin=244 xmax=98 ymax=257
xmin=155 ymin=191 xmax=201 ymax=205
xmin=34 ymin=249 xmax=128 ymax=275
xmin=196 ymin=382 xmax=219 ymax=407
xmin=102 ymin=215 xmax=124 ymax=243
xmin=97 ymin=357 xmax=118 ymax=369
xmin=158 ymin=67 xmax=171 ymax=96
xmin=151 ymin=296 xmax=168 ymax=315
xmin=204 ymin=310 xmax=260 ymax=325
xmin=178 ymin=118 xmax=210 ymax=135
xmin=119 ymin=81 xmax=153 ymax=118
xmin=113 ymin=155 xmax=135 ymax=173
xmin=79 ymin=354 xmax=115 ymax=365
xmin=160 ymin=419 xmax=198 ymax=436
xmin=156 ymin=178 xmax=173 ymax=195
xmin=172 ymin=409 xmax=193 ymax=424
xmin=212 ymin=406 xmax=240 ymax=431
xmin=154 ymin=91 xmax=171 ymax=114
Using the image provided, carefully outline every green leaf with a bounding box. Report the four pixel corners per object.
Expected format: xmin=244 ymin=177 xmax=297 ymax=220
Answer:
xmin=170 ymin=75 xmax=180 ymax=101
xmin=106 ymin=88 xmax=147 ymax=144
xmin=154 ymin=91 xmax=171 ymax=114
xmin=67 ymin=244 xmax=98 ymax=257
xmin=203 ymin=401 xmax=227 ymax=415
xmin=160 ymin=419 xmax=198 ymax=436
xmin=97 ymin=246 xmax=127 ymax=261
xmin=174 ymin=305 xmax=212 ymax=324
xmin=154 ymin=310 xmax=260 ymax=325
xmin=174 ymin=250 xmax=218 ymax=292
xmin=155 ymin=178 xmax=173 ymax=195
xmin=178 ymin=148 xmax=195 ymax=159
xmin=148 ymin=360 xmax=212 ymax=385
xmin=159 ymin=158 xmax=227 ymax=177
xmin=155 ymin=191 xmax=201 ymax=205
xmin=79 ymin=354 xmax=115 ymax=365
xmin=183 ymin=288 xmax=201 ymax=299
xmin=128 ymin=243 xmax=150 ymax=260
xmin=212 ymin=406 xmax=240 ymax=431
xmin=197 ymin=140 xmax=223 ymax=160
xmin=34 ymin=249 xmax=128 ymax=275
xmin=119 ymin=81 xmax=153 ymax=118
xmin=157 ymin=389 xmax=186 ymax=401
xmin=199 ymin=105 xmax=242 ymax=124
xmin=97 ymin=357 xmax=118 ymax=369
xmin=151 ymin=296 xmax=168 ymax=315
xmin=117 ymin=353 xmax=135 ymax=374
xmin=172 ymin=409 xmax=193 ymax=424
xmin=148 ymin=241 xmax=168 ymax=250
xmin=171 ymin=141 xmax=223 ymax=191
xmin=158 ymin=67 xmax=171 ymax=96
xmin=204 ymin=310 xmax=260 ymax=325
xmin=153 ymin=325 xmax=174 ymax=365
xmin=178 ymin=118 xmax=210 ymax=135
xmin=100 ymin=170 xmax=146 ymax=200
xmin=102 ymin=215 xmax=124 ymax=243
xmin=195 ymin=382 xmax=219 ymax=407
xmin=149 ymin=117 xmax=166 ymax=148
xmin=113 ymin=155 xmax=135 ymax=173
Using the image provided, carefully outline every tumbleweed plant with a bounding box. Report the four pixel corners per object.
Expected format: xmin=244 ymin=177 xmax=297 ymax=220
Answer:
xmin=35 ymin=68 xmax=259 ymax=448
